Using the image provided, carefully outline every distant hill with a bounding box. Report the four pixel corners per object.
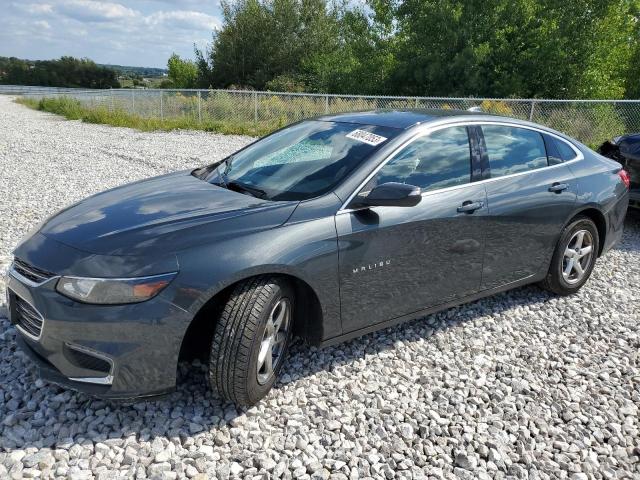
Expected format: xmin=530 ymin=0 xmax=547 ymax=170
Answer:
xmin=100 ymin=64 xmax=167 ymax=78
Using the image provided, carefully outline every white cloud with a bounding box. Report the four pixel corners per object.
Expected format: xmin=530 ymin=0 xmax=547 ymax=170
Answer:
xmin=11 ymin=3 xmax=55 ymax=15
xmin=148 ymin=0 xmax=219 ymax=6
xmin=34 ymin=20 xmax=52 ymax=29
xmin=57 ymin=0 xmax=138 ymax=23
xmin=146 ymin=10 xmax=220 ymax=30
xmin=1 ymin=0 xmax=223 ymax=67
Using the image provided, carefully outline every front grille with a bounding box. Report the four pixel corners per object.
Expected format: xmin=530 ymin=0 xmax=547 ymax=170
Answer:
xmin=14 ymin=296 xmax=44 ymax=338
xmin=12 ymin=258 xmax=55 ymax=284
xmin=64 ymin=345 xmax=112 ymax=374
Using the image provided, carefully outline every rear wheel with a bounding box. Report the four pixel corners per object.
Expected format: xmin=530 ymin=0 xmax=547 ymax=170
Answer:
xmin=539 ymin=216 xmax=599 ymax=295
xmin=208 ymin=276 xmax=294 ymax=406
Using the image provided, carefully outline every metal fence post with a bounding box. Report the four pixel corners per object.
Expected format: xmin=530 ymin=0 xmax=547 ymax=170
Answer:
xmin=131 ymin=89 xmax=135 ymax=114
xmin=325 ymin=94 xmax=329 ymax=114
xmin=529 ymin=101 xmax=536 ymax=121
xmin=254 ymin=91 xmax=258 ymax=135
xmin=198 ymin=91 xmax=202 ymax=123
xmin=160 ymin=90 xmax=164 ymax=120
xmin=110 ymin=88 xmax=114 ymax=112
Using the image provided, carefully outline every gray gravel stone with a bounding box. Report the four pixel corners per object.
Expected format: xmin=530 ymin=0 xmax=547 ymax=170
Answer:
xmin=21 ymin=450 xmax=54 ymax=469
xmin=454 ymin=452 xmax=477 ymax=471
xmin=1 ymin=96 xmax=640 ymax=479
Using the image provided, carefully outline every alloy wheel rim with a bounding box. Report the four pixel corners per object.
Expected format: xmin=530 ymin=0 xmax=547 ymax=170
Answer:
xmin=257 ymin=298 xmax=290 ymax=385
xmin=562 ymin=229 xmax=594 ymax=285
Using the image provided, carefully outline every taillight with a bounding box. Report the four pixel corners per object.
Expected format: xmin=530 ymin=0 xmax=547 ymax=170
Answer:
xmin=618 ymin=169 xmax=630 ymax=189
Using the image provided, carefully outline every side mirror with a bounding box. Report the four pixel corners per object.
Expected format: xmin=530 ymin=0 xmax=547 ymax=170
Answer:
xmin=351 ymin=182 xmax=422 ymax=209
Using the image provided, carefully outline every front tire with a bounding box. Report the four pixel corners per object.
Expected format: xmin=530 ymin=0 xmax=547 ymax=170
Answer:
xmin=539 ymin=216 xmax=599 ymax=295
xmin=208 ymin=276 xmax=294 ymax=406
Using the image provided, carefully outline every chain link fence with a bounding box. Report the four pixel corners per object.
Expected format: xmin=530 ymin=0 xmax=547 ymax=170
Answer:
xmin=3 ymin=85 xmax=640 ymax=147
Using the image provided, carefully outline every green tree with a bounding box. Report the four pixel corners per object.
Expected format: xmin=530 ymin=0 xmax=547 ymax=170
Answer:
xmin=623 ymin=1 xmax=640 ymax=99
xmin=0 ymin=56 xmax=119 ymax=88
xmin=195 ymin=0 xmax=640 ymax=98
xmin=382 ymin=0 xmax=640 ymax=99
xmin=627 ymin=44 xmax=640 ymax=99
xmin=201 ymin=0 xmax=342 ymax=90
xmin=167 ymin=53 xmax=198 ymax=88
xmin=302 ymin=6 xmax=398 ymax=94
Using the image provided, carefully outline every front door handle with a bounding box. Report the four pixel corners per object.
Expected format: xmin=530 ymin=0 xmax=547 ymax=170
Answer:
xmin=457 ymin=200 xmax=484 ymax=213
xmin=549 ymin=182 xmax=569 ymax=193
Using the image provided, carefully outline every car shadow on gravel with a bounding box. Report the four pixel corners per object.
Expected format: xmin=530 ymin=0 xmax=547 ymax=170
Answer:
xmin=1 ymin=214 xmax=638 ymax=451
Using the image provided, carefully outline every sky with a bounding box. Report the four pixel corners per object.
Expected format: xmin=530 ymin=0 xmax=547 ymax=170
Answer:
xmin=0 ymin=0 xmax=223 ymax=68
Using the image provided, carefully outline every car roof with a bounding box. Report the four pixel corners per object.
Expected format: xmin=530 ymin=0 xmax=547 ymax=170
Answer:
xmin=315 ymin=108 xmax=583 ymax=148
xmin=317 ymin=109 xmax=501 ymax=129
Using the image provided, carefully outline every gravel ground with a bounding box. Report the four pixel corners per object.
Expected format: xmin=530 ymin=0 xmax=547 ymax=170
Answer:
xmin=0 ymin=95 xmax=639 ymax=479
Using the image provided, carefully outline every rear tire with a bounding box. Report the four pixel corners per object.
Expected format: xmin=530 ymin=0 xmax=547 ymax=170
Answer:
xmin=208 ymin=276 xmax=294 ymax=406
xmin=539 ymin=216 xmax=599 ymax=295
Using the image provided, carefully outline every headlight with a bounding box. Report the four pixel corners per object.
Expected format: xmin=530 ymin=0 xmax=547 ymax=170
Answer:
xmin=56 ymin=272 xmax=177 ymax=304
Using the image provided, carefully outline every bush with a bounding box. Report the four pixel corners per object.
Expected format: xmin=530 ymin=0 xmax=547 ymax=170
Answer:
xmin=265 ymin=75 xmax=308 ymax=93
xmin=15 ymin=95 xmax=265 ymax=136
xmin=480 ymin=100 xmax=515 ymax=117
xmin=538 ymin=104 xmax=626 ymax=148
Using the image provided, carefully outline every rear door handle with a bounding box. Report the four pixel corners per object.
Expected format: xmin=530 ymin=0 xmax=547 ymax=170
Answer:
xmin=457 ymin=200 xmax=484 ymax=213
xmin=549 ymin=182 xmax=569 ymax=193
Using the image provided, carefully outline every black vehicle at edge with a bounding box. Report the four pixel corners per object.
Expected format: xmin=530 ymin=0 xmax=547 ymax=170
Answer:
xmin=598 ymin=133 xmax=640 ymax=209
xmin=5 ymin=109 xmax=630 ymax=406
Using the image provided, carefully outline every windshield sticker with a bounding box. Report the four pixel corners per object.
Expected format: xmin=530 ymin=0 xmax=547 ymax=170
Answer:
xmin=346 ymin=129 xmax=388 ymax=146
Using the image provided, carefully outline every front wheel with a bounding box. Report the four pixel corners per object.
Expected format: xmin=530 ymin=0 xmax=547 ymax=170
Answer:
xmin=208 ymin=276 xmax=294 ymax=406
xmin=539 ymin=216 xmax=599 ymax=295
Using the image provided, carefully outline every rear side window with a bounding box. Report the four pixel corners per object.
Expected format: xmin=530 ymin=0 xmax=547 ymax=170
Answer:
xmin=542 ymin=134 xmax=563 ymax=165
xmin=555 ymin=138 xmax=578 ymax=161
xmin=543 ymin=133 xmax=578 ymax=164
xmin=369 ymin=126 xmax=471 ymax=192
xmin=482 ymin=125 xmax=548 ymax=177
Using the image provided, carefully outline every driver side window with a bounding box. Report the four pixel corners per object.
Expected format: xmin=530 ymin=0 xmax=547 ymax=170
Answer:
xmin=366 ymin=126 xmax=472 ymax=193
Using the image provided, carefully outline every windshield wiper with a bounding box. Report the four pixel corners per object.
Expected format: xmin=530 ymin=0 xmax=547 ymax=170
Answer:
xmin=194 ymin=155 xmax=234 ymax=182
xmin=201 ymin=156 xmax=266 ymax=199
xmin=227 ymin=180 xmax=267 ymax=199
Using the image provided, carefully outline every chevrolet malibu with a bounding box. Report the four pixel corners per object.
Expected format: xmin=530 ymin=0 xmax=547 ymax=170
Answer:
xmin=6 ymin=110 xmax=630 ymax=406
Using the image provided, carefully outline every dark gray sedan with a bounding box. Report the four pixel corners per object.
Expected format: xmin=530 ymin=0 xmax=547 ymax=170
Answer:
xmin=6 ymin=110 xmax=630 ymax=406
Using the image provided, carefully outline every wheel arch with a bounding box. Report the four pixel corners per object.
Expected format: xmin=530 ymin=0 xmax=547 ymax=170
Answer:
xmin=568 ymin=206 xmax=607 ymax=256
xmin=177 ymin=271 xmax=325 ymax=365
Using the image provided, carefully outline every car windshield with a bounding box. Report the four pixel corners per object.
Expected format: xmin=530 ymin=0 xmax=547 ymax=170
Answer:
xmin=200 ymin=120 xmax=399 ymax=201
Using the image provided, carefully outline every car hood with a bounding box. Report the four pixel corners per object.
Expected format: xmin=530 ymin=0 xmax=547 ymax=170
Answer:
xmin=39 ymin=171 xmax=298 ymax=256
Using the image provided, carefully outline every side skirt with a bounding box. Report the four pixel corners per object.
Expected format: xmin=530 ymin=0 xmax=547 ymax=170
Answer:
xmin=318 ymin=273 xmax=544 ymax=348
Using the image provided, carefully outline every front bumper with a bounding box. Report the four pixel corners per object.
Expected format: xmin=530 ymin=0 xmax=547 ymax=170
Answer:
xmin=6 ymin=267 xmax=192 ymax=401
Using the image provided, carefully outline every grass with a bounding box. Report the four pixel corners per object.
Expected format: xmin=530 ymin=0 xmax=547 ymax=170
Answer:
xmin=15 ymin=96 xmax=266 ymax=136
xmin=15 ymin=94 xmax=635 ymax=149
